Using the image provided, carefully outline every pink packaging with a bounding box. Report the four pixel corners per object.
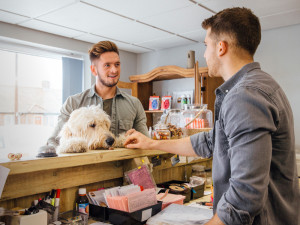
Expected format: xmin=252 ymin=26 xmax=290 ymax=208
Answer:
xmin=161 ymin=96 xmax=172 ymax=110
xmin=156 ymin=193 xmax=185 ymax=210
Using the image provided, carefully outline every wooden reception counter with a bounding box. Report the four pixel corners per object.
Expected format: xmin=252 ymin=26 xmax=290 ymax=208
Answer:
xmin=0 ymin=149 xmax=212 ymax=212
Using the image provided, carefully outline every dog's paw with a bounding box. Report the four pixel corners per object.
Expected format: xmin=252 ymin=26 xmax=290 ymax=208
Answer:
xmin=114 ymin=133 xmax=126 ymax=148
xmin=58 ymin=138 xmax=88 ymax=153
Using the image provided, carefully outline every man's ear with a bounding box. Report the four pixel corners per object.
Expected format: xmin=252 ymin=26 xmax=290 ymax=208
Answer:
xmin=218 ymin=41 xmax=227 ymax=56
xmin=90 ymin=64 xmax=97 ymax=76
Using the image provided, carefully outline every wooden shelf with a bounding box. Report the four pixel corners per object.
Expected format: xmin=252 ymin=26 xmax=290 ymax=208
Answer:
xmin=129 ymin=65 xmax=208 ymax=83
xmin=145 ymin=110 xmax=164 ymax=113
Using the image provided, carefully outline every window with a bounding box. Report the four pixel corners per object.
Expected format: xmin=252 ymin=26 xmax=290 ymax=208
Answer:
xmin=0 ymin=49 xmax=62 ymax=159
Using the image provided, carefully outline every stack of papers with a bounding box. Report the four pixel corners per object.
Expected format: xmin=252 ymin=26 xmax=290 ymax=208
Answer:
xmin=91 ymin=184 xmax=158 ymax=213
xmin=146 ymin=204 xmax=213 ymax=225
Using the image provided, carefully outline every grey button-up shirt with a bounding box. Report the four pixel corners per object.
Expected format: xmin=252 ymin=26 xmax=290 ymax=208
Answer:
xmin=191 ymin=62 xmax=299 ymax=225
xmin=47 ymin=85 xmax=149 ymax=148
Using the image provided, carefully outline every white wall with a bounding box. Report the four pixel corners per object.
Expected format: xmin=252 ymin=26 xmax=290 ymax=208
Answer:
xmin=255 ymin=24 xmax=300 ymax=150
xmin=0 ymin=22 xmax=137 ymax=90
xmin=137 ymin=24 xmax=300 ymax=148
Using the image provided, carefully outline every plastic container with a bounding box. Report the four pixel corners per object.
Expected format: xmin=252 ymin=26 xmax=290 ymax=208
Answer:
xmin=164 ymin=109 xmax=184 ymax=128
xmin=205 ymin=168 xmax=212 ymax=187
xmin=182 ymin=104 xmax=213 ymax=137
xmin=151 ymin=123 xmax=170 ymax=140
xmin=76 ymin=188 xmax=89 ymax=216
xmin=191 ymin=165 xmax=206 ymax=178
xmin=182 ymin=104 xmax=213 ymax=129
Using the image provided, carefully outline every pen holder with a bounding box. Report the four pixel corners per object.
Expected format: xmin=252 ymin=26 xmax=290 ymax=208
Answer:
xmin=53 ymin=206 xmax=59 ymax=222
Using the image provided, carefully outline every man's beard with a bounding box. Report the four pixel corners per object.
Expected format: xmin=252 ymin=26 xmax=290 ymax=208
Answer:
xmin=207 ymin=58 xmax=221 ymax=77
xmin=98 ymin=75 xmax=119 ymax=87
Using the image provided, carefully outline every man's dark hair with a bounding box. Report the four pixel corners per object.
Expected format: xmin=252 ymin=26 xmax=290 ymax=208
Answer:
xmin=202 ymin=7 xmax=261 ymax=56
xmin=89 ymin=40 xmax=119 ymax=62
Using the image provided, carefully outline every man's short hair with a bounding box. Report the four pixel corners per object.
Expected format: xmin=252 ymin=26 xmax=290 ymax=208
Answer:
xmin=88 ymin=40 xmax=119 ymax=62
xmin=202 ymin=7 xmax=261 ymax=56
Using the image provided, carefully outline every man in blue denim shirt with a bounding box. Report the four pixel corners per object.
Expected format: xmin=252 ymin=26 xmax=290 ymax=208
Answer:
xmin=125 ymin=7 xmax=299 ymax=225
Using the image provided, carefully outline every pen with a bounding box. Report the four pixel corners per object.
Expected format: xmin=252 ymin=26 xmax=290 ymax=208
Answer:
xmin=55 ymin=189 xmax=61 ymax=207
xmin=50 ymin=189 xmax=56 ymax=206
xmin=197 ymin=201 xmax=213 ymax=206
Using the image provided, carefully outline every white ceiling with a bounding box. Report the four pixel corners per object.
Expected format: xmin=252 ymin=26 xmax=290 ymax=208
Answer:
xmin=0 ymin=0 xmax=299 ymax=54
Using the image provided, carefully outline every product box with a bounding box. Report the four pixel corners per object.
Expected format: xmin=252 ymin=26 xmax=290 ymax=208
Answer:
xmin=149 ymin=96 xmax=160 ymax=110
xmin=10 ymin=210 xmax=47 ymax=225
xmin=157 ymin=180 xmax=192 ymax=203
xmin=161 ymin=96 xmax=172 ymax=110
xmin=90 ymin=201 xmax=162 ymax=225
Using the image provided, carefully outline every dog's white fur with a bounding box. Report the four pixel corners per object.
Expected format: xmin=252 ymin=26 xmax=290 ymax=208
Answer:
xmin=57 ymin=105 xmax=126 ymax=153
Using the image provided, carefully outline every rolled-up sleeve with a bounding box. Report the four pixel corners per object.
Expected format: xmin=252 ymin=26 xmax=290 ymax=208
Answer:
xmin=190 ymin=129 xmax=214 ymax=158
xmin=217 ymin=87 xmax=277 ymax=225
xmin=133 ymin=100 xmax=149 ymax=137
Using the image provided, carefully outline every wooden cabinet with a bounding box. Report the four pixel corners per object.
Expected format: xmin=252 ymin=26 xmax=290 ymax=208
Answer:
xmin=129 ymin=65 xmax=224 ymax=127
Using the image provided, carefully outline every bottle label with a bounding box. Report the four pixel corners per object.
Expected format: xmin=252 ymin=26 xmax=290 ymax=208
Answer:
xmin=77 ymin=203 xmax=89 ymax=215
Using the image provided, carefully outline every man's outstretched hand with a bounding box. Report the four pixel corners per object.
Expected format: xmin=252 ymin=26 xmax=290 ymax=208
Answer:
xmin=125 ymin=129 xmax=153 ymax=150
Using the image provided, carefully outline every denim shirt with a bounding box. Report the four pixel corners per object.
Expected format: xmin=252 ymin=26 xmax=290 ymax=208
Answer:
xmin=47 ymin=85 xmax=149 ymax=148
xmin=190 ymin=62 xmax=299 ymax=225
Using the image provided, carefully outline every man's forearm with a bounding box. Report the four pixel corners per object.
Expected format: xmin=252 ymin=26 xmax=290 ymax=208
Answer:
xmin=149 ymin=137 xmax=197 ymax=156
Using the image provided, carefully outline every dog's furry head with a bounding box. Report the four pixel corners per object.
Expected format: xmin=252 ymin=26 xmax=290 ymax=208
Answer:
xmin=58 ymin=105 xmax=121 ymax=153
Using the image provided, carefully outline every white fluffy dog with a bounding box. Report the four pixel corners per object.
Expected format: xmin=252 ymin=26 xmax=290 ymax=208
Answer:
xmin=57 ymin=105 xmax=125 ymax=153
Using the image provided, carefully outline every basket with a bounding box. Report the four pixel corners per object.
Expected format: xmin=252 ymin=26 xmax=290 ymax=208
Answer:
xmin=183 ymin=128 xmax=211 ymax=136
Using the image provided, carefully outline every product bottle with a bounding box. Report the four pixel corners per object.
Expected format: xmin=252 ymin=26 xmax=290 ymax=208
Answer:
xmin=181 ymin=94 xmax=187 ymax=109
xmin=76 ymin=188 xmax=89 ymax=216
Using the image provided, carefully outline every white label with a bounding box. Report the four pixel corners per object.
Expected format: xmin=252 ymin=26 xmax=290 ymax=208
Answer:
xmin=141 ymin=208 xmax=152 ymax=221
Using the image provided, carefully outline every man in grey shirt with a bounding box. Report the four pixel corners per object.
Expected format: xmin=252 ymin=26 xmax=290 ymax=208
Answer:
xmin=125 ymin=7 xmax=299 ymax=225
xmin=45 ymin=40 xmax=148 ymax=151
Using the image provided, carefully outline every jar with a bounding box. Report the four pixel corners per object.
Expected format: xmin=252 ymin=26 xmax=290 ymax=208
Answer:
xmin=164 ymin=109 xmax=184 ymax=128
xmin=191 ymin=164 xmax=206 ymax=178
xmin=205 ymin=168 xmax=212 ymax=187
xmin=182 ymin=104 xmax=213 ymax=129
xmin=151 ymin=123 xmax=170 ymax=140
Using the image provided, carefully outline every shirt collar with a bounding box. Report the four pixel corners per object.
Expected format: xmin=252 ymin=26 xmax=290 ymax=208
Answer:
xmin=216 ymin=62 xmax=261 ymax=95
xmin=87 ymin=84 xmax=124 ymax=98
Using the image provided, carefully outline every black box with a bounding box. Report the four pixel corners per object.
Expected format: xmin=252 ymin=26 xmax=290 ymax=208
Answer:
xmin=90 ymin=201 xmax=162 ymax=225
xmin=157 ymin=180 xmax=191 ymax=203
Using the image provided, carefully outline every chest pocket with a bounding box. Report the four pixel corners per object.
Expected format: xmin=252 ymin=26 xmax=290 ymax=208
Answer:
xmin=118 ymin=120 xmax=134 ymax=133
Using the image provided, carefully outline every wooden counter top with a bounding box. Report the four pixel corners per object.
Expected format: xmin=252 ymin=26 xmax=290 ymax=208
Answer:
xmin=0 ymin=148 xmax=167 ymax=175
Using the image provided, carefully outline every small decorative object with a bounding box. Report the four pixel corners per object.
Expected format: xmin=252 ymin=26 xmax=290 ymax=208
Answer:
xmin=149 ymin=96 xmax=160 ymax=110
xmin=8 ymin=153 xmax=22 ymax=160
xmin=161 ymin=96 xmax=172 ymax=110
xmin=187 ymin=50 xmax=195 ymax=69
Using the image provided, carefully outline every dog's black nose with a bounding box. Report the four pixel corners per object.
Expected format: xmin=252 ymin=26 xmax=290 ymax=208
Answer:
xmin=105 ymin=136 xmax=115 ymax=146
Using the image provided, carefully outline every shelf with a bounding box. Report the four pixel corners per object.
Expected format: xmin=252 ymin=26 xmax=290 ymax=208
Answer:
xmin=129 ymin=65 xmax=208 ymax=83
xmin=145 ymin=110 xmax=164 ymax=113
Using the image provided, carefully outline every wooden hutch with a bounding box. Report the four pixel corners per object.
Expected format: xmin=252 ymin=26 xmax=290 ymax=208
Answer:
xmin=129 ymin=64 xmax=224 ymax=127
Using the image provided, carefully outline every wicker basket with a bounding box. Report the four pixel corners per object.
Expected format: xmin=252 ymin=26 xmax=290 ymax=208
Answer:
xmin=183 ymin=128 xmax=211 ymax=136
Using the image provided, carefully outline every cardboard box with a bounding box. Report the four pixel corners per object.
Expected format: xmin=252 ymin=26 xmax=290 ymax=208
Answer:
xmin=90 ymin=201 xmax=162 ymax=225
xmin=10 ymin=210 xmax=47 ymax=225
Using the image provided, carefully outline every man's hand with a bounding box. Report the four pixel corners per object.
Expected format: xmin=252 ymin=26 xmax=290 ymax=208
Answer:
xmin=205 ymin=213 xmax=225 ymax=225
xmin=125 ymin=129 xmax=197 ymax=156
xmin=125 ymin=129 xmax=154 ymax=149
